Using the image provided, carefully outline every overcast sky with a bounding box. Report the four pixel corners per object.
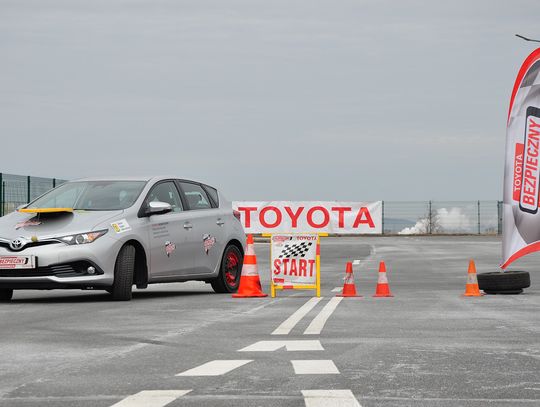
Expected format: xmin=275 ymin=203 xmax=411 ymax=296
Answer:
xmin=1 ymin=0 xmax=539 ymax=201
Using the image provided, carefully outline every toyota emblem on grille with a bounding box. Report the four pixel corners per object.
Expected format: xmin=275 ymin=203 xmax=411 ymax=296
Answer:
xmin=9 ymin=238 xmax=25 ymax=251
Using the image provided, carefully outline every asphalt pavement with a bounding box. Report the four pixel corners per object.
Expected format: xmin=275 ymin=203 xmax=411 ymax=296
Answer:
xmin=0 ymin=236 xmax=538 ymax=407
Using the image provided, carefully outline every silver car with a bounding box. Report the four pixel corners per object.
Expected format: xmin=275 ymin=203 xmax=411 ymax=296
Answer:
xmin=0 ymin=176 xmax=246 ymax=301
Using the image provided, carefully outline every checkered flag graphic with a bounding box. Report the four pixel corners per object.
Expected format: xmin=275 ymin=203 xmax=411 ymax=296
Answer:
xmin=278 ymin=242 xmax=313 ymax=259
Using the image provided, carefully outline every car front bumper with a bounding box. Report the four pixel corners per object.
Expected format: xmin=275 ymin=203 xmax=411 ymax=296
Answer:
xmin=0 ymin=235 xmax=121 ymax=289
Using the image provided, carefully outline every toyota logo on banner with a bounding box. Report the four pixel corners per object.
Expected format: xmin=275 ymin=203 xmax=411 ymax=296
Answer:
xmin=9 ymin=238 xmax=26 ymax=251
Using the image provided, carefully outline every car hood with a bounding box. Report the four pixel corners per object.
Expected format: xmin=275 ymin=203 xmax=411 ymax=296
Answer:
xmin=0 ymin=210 xmax=124 ymax=240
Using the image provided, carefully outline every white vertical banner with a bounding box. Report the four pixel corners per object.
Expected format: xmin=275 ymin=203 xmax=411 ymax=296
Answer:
xmin=502 ymin=48 xmax=540 ymax=268
xmin=232 ymin=201 xmax=382 ymax=234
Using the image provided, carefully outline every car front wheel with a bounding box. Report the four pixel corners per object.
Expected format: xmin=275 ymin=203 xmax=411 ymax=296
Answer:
xmin=211 ymin=245 xmax=243 ymax=293
xmin=111 ymin=244 xmax=136 ymax=301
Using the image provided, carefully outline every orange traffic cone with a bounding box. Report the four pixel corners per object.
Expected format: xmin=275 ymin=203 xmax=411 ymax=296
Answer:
xmin=373 ymin=261 xmax=393 ymax=297
xmin=232 ymin=235 xmax=267 ymax=298
xmin=463 ymin=260 xmax=483 ymax=297
xmin=337 ymin=262 xmax=361 ymax=297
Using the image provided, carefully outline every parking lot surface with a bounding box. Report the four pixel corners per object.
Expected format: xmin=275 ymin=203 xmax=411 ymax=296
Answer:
xmin=0 ymin=236 xmax=538 ymax=407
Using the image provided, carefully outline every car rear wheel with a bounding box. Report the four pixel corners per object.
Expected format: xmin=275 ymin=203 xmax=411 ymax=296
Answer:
xmin=0 ymin=289 xmax=13 ymax=302
xmin=111 ymin=244 xmax=136 ymax=301
xmin=211 ymin=245 xmax=243 ymax=293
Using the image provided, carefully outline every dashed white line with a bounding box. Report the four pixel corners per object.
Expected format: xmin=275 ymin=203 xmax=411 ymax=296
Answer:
xmin=110 ymin=390 xmax=192 ymax=407
xmin=302 ymin=390 xmax=361 ymax=407
xmin=304 ymin=297 xmax=343 ymax=335
xmin=176 ymin=360 xmax=253 ymax=376
xmin=331 ymin=287 xmax=342 ymax=293
xmin=292 ymin=360 xmax=340 ymax=374
xmin=271 ymin=297 xmax=322 ymax=335
xmin=238 ymin=340 xmax=324 ymax=352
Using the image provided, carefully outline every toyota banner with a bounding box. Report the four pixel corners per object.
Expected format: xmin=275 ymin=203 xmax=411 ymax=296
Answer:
xmin=232 ymin=201 xmax=382 ymax=234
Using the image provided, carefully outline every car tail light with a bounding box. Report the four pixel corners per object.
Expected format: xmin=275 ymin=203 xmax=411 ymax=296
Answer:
xmin=233 ymin=210 xmax=241 ymax=221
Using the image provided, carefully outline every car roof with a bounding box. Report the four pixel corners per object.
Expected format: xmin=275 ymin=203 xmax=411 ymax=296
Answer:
xmin=69 ymin=176 xmax=217 ymax=188
xmin=73 ymin=176 xmax=153 ymax=182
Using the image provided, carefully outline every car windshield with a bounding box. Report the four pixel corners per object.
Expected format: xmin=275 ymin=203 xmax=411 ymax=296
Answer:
xmin=27 ymin=181 xmax=147 ymax=211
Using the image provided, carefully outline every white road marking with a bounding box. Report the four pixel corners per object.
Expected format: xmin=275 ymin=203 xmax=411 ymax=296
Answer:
xmin=271 ymin=297 xmax=322 ymax=335
xmin=331 ymin=287 xmax=342 ymax=293
xmin=176 ymin=360 xmax=253 ymax=376
xmin=238 ymin=340 xmax=324 ymax=352
xmin=352 ymin=260 xmax=361 ymax=265
xmin=292 ymin=360 xmax=340 ymax=374
xmin=302 ymin=390 xmax=361 ymax=407
xmin=304 ymin=297 xmax=343 ymax=335
xmin=110 ymin=390 xmax=192 ymax=407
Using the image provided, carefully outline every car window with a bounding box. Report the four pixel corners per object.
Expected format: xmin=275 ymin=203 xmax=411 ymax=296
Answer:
xmin=203 ymin=185 xmax=219 ymax=207
xmin=31 ymin=182 xmax=85 ymax=209
xmin=146 ymin=182 xmax=183 ymax=213
xmin=28 ymin=181 xmax=146 ymax=211
xmin=179 ymin=182 xmax=212 ymax=210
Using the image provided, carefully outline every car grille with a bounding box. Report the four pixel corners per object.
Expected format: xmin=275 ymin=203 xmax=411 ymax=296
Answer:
xmin=0 ymin=240 xmax=59 ymax=252
xmin=0 ymin=262 xmax=101 ymax=278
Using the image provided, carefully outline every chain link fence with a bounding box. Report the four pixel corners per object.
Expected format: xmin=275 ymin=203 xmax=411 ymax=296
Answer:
xmin=0 ymin=174 xmax=502 ymax=235
xmin=0 ymin=173 xmax=66 ymax=216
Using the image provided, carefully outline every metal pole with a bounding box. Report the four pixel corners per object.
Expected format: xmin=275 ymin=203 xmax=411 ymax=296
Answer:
xmin=498 ymin=200 xmax=503 ymax=235
xmin=428 ymin=200 xmax=432 ymax=234
xmin=1 ymin=181 xmax=5 ymax=217
xmin=477 ymin=200 xmax=481 ymax=235
xmin=381 ymin=200 xmax=385 ymax=235
xmin=27 ymin=176 xmax=31 ymax=204
xmin=0 ymin=173 xmax=3 ymax=217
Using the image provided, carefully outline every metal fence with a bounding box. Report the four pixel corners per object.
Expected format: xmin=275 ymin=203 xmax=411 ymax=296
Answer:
xmin=0 ymin=173 xmax=66 ymax=216
xmin=382 ymin=200 xmax=502 ymax=235
xmin=0 ymin=175 xmax=502 ymax=235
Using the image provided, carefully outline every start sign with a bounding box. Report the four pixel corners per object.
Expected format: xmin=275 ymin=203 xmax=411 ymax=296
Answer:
xmin=232 ymin=201 xmax=382 ymax=234
xmin=270 ymin=234 xmax=321 ymax=297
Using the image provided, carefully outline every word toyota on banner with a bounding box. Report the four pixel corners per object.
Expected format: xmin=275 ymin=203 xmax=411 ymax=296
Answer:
xmin=232 ymin=201 xmax=382 ymax=234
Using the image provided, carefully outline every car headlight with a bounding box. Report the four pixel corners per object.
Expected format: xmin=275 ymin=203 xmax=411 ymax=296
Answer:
xmin=58 ymin=230 xmax=108 ymax=245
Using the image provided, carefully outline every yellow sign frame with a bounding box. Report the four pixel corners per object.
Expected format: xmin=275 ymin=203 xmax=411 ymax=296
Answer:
xmin=264 ymin=233 xmax=327 ymax=298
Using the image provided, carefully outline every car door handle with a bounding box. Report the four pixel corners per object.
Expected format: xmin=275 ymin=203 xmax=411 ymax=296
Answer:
xmin=183 ymin=222 xmax=193 ymax=230
xmin=216 ymin=219 xmax=225 ymax=226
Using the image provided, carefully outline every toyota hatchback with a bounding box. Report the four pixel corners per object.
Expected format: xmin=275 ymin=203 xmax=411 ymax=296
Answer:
xmin=0 ymin=176 xmax=245 ymax=301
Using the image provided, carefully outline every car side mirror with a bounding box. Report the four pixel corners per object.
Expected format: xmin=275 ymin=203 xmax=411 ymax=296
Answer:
xmin=145 ymin=201 xmax=172 ymax=216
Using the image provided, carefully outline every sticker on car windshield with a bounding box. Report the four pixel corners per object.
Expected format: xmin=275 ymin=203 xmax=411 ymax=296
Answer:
xmin=165 ymin=241 xmax=176 ymax=257
xmin=203 ymin=234 xmax=216 ymax=255
xmin=15 ymin=218 xmax=42 ymax=230
xmin=111 ymin=219 xmax=131 ymax=234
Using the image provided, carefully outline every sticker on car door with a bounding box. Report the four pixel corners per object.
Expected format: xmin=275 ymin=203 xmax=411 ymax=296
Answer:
xmin=203 ymin=234 xmax=216 ymax=254
xmin=165 ymin=241 xmax=176 ymax=257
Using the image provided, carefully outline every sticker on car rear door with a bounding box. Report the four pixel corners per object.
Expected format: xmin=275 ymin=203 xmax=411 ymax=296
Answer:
xmin=111 ymin=219 xmax=131 ymax=234
xmin=203 ymin=234 xmax=216 ymax=254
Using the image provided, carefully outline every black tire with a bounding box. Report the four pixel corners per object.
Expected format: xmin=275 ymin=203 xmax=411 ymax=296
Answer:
xmin=0 ymin=289 xmax=13 ymax=302
xmin=484 ymin=289 xmax=523 ymax=295
xmin=111 ymin=244 xmax=136 ymax=301
xmin=477 ymin=270 xmax=530 ymax=292
xmin=211 ymin=245 xmax=243 ymax=294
